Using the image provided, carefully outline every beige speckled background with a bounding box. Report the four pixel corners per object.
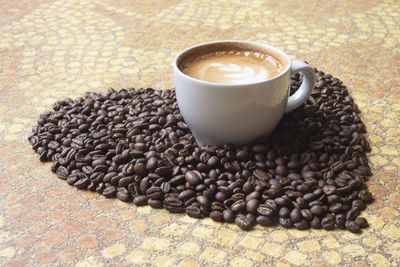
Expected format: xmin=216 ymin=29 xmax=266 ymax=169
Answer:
xmin=1 ymin=0 xmax=400 ymax=266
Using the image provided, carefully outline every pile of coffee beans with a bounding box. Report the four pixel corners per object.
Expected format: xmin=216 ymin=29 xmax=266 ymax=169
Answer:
xmin=28 ymin=68 xmax=373 ymax=233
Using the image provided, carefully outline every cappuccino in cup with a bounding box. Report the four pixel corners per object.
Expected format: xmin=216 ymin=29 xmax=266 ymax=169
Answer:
xmin=181 ymin=49 xmax=285 ymax=84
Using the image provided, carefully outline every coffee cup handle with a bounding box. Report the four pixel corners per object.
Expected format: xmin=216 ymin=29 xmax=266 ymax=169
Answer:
xmin=285 ymin=60 xmax=316 ymax=113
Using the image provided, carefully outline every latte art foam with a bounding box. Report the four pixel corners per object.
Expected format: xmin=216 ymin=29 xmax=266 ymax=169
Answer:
xmin=182 ymin=50 xmax=284 ymax=84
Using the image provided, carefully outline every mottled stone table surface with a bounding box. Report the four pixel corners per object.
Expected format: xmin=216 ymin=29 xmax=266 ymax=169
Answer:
xmin=1 ymin=0 xmax=399 ymax=266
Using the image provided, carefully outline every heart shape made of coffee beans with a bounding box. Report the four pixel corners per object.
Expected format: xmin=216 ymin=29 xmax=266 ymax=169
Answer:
xmin=28 ymin=67 xmax=373 ymax=233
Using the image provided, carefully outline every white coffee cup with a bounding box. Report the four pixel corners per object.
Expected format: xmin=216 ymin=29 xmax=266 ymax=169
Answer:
xmin=173 ymin=40 xmax=316 ymax=146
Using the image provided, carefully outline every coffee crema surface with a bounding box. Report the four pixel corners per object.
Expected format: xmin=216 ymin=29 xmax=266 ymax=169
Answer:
xmin=182 ymin=50 xmax=285 ymax=84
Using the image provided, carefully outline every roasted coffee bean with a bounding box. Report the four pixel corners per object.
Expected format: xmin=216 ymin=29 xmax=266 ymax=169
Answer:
xmin=74 ymin=177 xmax=89 ymax=189
xmin=30 ymin=73 xmax=373 ymax=233
xmin=279 ymin=217 xmax=292 ymax=228
xmin=56 ymin=166 xmax=69 ymax=180
xmin=231 ymin=199 xmax=246 ymax=212
xmin=310 ymin=205 xmax=325 ymax=216
xmin=235 ymin=214 xmax=252 ymax=230
xmin=329 ymin=203 xmax=343 ymax=214
xmin=146 ymin=187 xmax=163 ymax=200
xmin=186 ymin=205 xmax=202 ymax=218
xmin=164 ymin=197 xmax=184 ymax=213
xmin=185 ymin=170 xmax=202 ymax=185
xmin=133 ymin=195 xmax=148 ymax=206
xmin=116 ymin=187 xmax=130 ymax=202
xmin=335 ymin=214 xmax=346 ymax=229
xmin=300 ymin=209 xmax=313 ymax=221
xmin=352 ymin=199 xmax=366 ymax=211
xmin=257 ymin=204 xmax=274 ymax=217
xmin=354 ymin=217 xmax=369 ymax=228
xmin=290 ymin=208 xmax=302 ymax=223
xmin=279 ymin=207 xmax=290 ymax=218
xmin=67 ymin=174 xmax=78 ymax=185
xmin=196 ymin=195 xmax=210 ymax=207
xmin=148 ymin=199 xmax=163 ymax=208
xmin=294 ymin=219 xmax=309 ymax=230
xmin=310 ymin=216 xmax=322 ymax=229
xmin=345 ymin=220 xmax=361 ymax=233
xmin=346 ymin=207 xmax=360 ymax=221
xmin=321 ymin=214 xmax=335 ymax=230
xmin=155 ymin=166 xmax=171 ymax=177
xmin=256 ymin=216 xmax=273 ymax=226
xmin=246 ymin=199 xmax=259 ymax=214
xmin=178 ymin=189 xmax=195 ymax=201
xmin=160 ymin=182 xmax=171 ymax=193
xmin=103 ymin=186 xmax=117 ymax=198
xmin=223 ymin=209 xmax=235 ymax=222
xmin=246 ymin=213 xmax=257 ymax=226
xmin=210 ymin=211 xmax=224 ymax=222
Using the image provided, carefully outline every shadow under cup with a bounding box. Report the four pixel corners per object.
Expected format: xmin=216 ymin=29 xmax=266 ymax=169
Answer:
xmin=174 ymin=40 xmax=293 ymax=146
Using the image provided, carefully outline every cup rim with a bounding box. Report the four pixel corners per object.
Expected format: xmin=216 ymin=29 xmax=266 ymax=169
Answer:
xmin=173 ymin=40 xmax=292 ymax=87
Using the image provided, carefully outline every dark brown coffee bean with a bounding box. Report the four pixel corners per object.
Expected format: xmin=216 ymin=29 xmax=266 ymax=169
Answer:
xmin=274 ymin=197 xmax=287 ymax=207
xmin=164 ymin=197 xmax=184 ymax=213
xmin=310 ymin=205 xmax=325 ymax=216
xmin=256 ymin=216 xmax=273 ymax=226
xmin=74 ymin=176 xmax=90 ymax=189
xmin=140 ymin=177 xmax=150 ymax=194
xmin=102 ymin=186 xmax=117 ymax=197
xmin=231 ymin=199 xmax=246 ymax=212
xmin=117 ymin=187 xmax=130 ymax=202
xmin=345 ymin=220 xmax=361 ymax=233
xmin=290 ymin=208 xmax=302 ymax=223
xmin=352 ymin=199 xmax=366 ymax=211
xmin=253 ymin=169 xmax=269 ymax=180
xmin=186 ymin=205 xmax=202 ymax=218
xmin=210 ymin=211 xmax=223 ymax=222
xmin=300 ymin=209 xmax=313 ymax=221
xmin=207 ymin=156 xmax=220 ymax=168
xmin=322 ymin=185 xmax=336 ymax=195
xmin=335 ymin=214 xmax=346 ymax=229
xmin=178 ymin=190 xmax=195 ymax=201
xmin=321 ymin=214 xmax=335 ymax=230
xmin=148 ymin=199 xmax=163 ymax=208
xmin=160 ymin=182 xmax=170 ymax=193
xmin=67 ymin=174 xmax=78 ymax=185
xmin=118 ymin=176 xmax=134 ymax=188
xmin=56 ymin=166 xmax=69 ymax=180
xmin=146 ymin=157 xmax=158 ymax=171
xmin=310 ymin=216 xmax=321 ymax=229
xmin=235 ymin=214 xmax=252 ymax=230
xmin=134 ymin=163 xmax=147 ymax=177
xmin=354 ymin=217 xmax=369 ymax=228
xmin=329 ymin=203 xmax=343 ymax=214
xmin=294 ymin=219 xmax=309 ymax=230
xmin=223 ymin=209 xmax=235 ymax=222
xmin=146 ymin=187 xmax=163 ymax=200
xmin=155 ymin=166 xmax=171 ymax=177
xmin=279 ymin=207 xmax=290 ymax=218
xmin=133 ymin=195 xmax=148 ymax=206
xmin=279 ymin=217 xmax=292 ymax=228
xmin=196 ymin=195 xmax=209 ymax=207
xmin=257 ymin=204 xmax=274 ymax=217
xmin=246 ymin=199 xmax=259 ymax=214
xmin=236 ymin=150 xmax=250 ymax=161
xmin=346 ymin=207 xmax=360 ymax=221
xmin=170 ymin=175 xmax=186 ymax=185
xmin=185 ymin=170 xmax=202 ymax=185
xmin=327 ymin=194 xmax=341 ymax=204
xmin=275 ymin=165 xmax=288 ymax=176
